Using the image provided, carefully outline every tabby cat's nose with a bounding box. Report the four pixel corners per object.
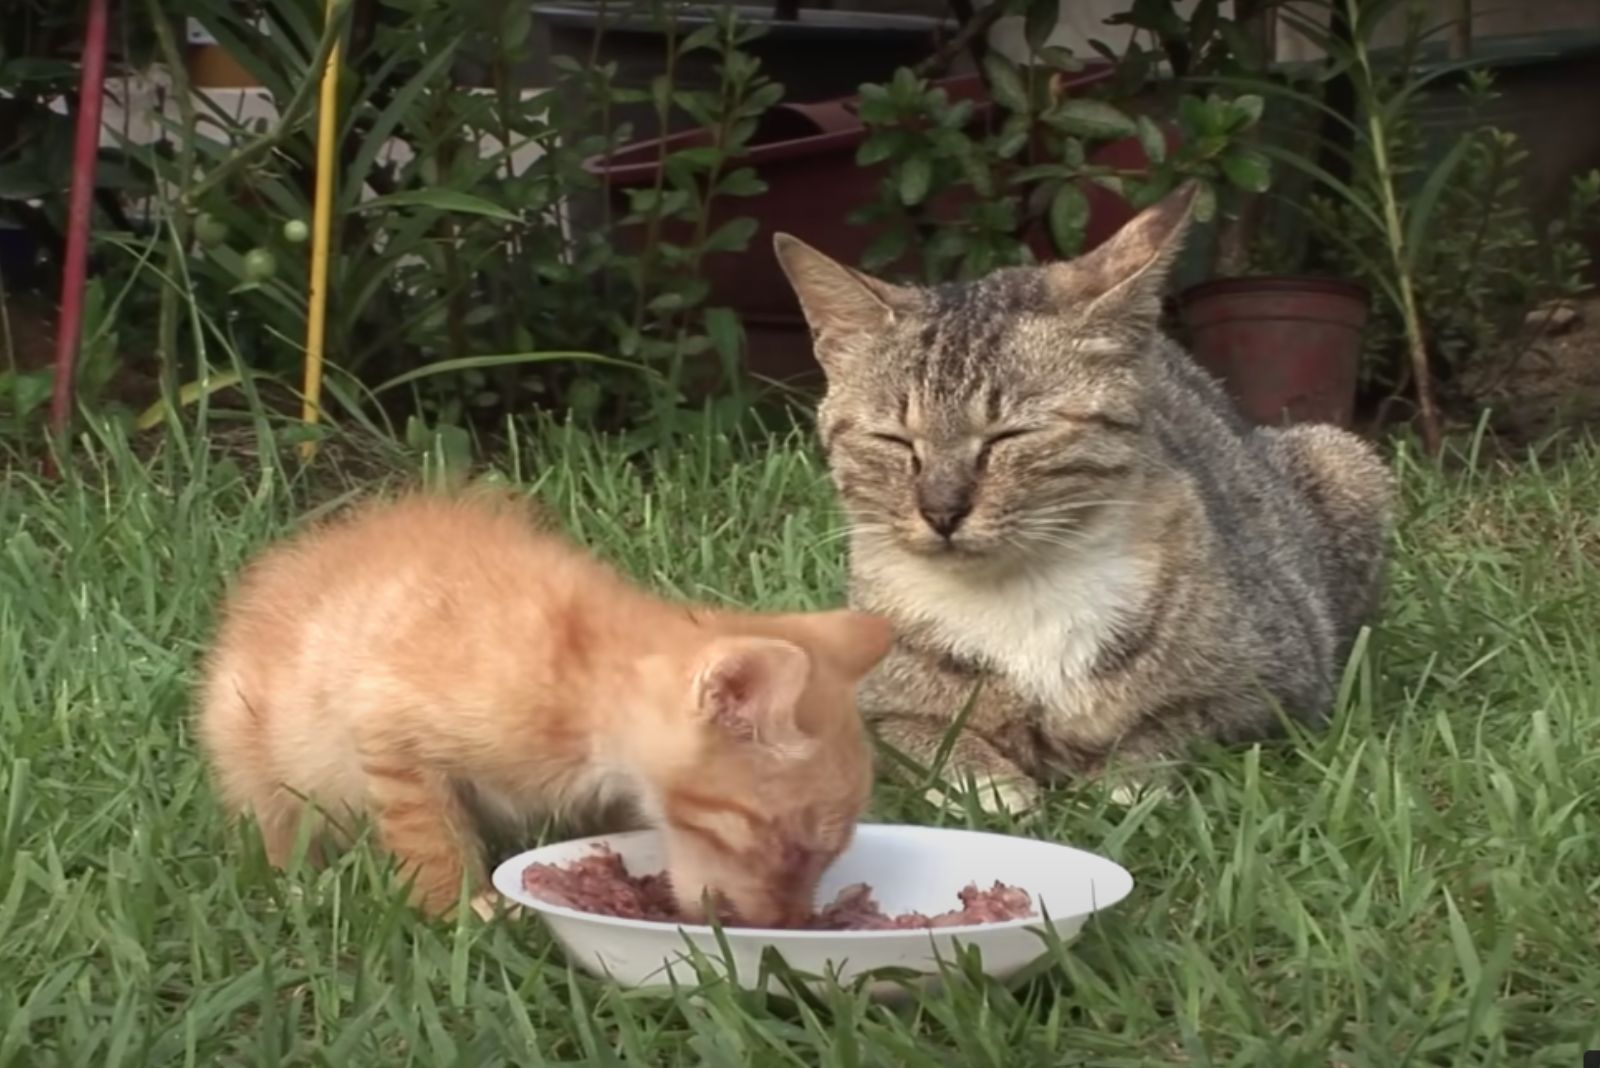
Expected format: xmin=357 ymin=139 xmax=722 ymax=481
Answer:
xmin=918 ymin=501 xmax=972 ymax=538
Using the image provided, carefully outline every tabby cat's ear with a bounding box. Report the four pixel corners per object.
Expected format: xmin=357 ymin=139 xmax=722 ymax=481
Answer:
xmin=1045 ymin=179 xmax=1198 ymax=329
xmin=773 ymin=234 xmax=911 ymax=372
xmin=692 ymin=636 xmax=814 ymax=752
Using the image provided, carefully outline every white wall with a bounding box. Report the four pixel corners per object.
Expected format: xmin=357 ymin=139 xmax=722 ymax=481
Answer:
xmin=983 ymin=0 xmax=1220 ymax=66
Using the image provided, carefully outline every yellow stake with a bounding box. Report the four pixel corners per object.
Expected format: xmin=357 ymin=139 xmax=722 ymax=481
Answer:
xmin=300 ymin=0 xmax=342 ymax=462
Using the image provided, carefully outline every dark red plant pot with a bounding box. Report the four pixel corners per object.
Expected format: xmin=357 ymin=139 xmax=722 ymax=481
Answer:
xmin=585 ymin=64 xmax=1175 ymax=387
xmin=1178 ymin=276 xmax=1369 ymax=428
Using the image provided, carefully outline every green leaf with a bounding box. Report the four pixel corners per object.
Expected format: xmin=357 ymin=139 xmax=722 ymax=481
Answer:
xmin=678 ymin=24 xmax=721 ymax=54
xmin=0 ymin=370 xmax=53 ymax=419
xmin=1011 ymin=162 xmax=1071 ymax=184
xmin=703 ymin=307 xmax=743 ymax=368
xmin=1178 ymin=93 xmax=1222 ymax=137
xmin=994 ymin=113 xmax=1033 ymax=159
xmin=1090 ymin=173 xmax=1126 ymax=197
xmin=898 ymin=156 xmax=933 ymax=206
xmin=939 ymin=99 xmax=976 ymax=130
xmin=355 ymin=189 xmax=519 ymax=222
xmin=667 ymin=146 xmax=723 ymax=171
xmin=1442 ymin=889 xmax=1482 ymax=986
xmin=982 ymin=52 xmax=1031 ymax=114
xmin=742 ymin=82 xmax=785 ymax=118
xmin=1047 ymin=183 xmax=1090 ymax=256
xmin=715 ymin=168 xmax=767 ymax=197
xmin=1047 ymin=98 xmax=1137 ymax=139
xmin=1024 ymin=0 xmax=1061 ymax=54
xmin=502 ymin=6 xmax=533 ymax=52
xmin=890 ymin=65 xmax=923 ymax=105
xmin=1220 ymin=149 xmax=1271 ymax=193
xmin=856 ymin=134 xmax=900 ymax=167
xmin=131 ymin=371 xmax=268 ymax=431
xmin=650 ymin=74 xmax=673 ymax=117
xmin=1230 ymin=93 xmax=1265 ymax=128
xmin=704 ymin=216 xmax=759 ymax=255
xmin=861 ymin=227 xmax=909 ymax=271
xmin=647 ymin=291 xmax=688 ymax=314
xmin=1136 ymin=115 xmax=1167 ymax=164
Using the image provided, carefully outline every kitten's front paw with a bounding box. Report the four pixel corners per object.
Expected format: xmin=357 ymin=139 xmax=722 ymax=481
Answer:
xmin=924 ymin=776 xmax=1041 ymax=821
xmin=468 ymin=890 xmax=523 ymax=922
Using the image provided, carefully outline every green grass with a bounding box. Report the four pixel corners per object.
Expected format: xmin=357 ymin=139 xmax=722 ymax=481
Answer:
xmin=2 ymin=420 xmax=1599 ymax=1066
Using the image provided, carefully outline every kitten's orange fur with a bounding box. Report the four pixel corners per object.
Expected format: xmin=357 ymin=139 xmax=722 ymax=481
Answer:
xmin=197 ymin=488 xmax=892 ymax=924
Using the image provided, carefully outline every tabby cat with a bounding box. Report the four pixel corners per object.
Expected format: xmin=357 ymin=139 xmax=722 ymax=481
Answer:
xmin=774 ymin=182 xmax=1395 ymax=812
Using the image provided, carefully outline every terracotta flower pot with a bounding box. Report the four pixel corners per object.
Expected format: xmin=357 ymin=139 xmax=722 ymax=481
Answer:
xmin=184 ymin=14 xmax=262 ymax=88
xmin=1178 ymin=275 xmax=1369 ymax=428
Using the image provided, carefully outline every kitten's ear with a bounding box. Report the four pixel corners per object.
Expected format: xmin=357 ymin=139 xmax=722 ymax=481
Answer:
xmin=692 ymin=637 xmax=813 ymax=751
xmin=773 ymin=233 xmax=911 ymax=372
xmin=1045 ymin=179 xmax=1199 ymax=328
xmin=768 ymin=610 xmax=894 ymax=679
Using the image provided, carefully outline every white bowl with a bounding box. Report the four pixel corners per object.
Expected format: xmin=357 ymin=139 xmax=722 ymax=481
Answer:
xmin=491 ymin=823 xmax=1134 ymax=997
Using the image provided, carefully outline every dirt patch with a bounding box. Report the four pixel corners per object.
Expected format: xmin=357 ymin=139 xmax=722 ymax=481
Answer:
xmin=1459 ymin=296 xmax=1600 ymax=447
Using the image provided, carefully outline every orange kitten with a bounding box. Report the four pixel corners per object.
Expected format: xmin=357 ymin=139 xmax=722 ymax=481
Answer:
xmin=196 ymin=489 xmax=892 ymax=924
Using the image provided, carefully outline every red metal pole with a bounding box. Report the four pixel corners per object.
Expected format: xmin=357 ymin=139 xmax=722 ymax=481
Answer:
xmin=47 ymin=0 xmax=112 ymax=458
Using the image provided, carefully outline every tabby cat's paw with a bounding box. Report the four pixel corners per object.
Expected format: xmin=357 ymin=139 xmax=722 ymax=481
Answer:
xmin=1104 ymin=777 xmax=1171 ymax=807
xmin=924 ymin=776 xmax=1041 ymax=821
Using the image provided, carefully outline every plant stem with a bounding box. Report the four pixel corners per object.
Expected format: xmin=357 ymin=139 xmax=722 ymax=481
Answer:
xmin=914 ymin=0 xmax=1003 ymax=79
xmin=143 ymin=0 xmax=194 ymax=406
xmin=1346 ymin=0 xmax=1442 ymax=456
xmin=628 ymin=14 xmax=679 ymax=337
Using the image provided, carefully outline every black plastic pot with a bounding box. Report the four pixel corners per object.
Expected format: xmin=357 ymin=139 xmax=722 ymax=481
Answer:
xmin=505 ymin=3 xmax=952 ymax=142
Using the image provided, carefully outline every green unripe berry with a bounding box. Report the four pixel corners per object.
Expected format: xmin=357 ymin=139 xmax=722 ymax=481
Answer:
xmin=194 ymin=212 xmax=228 ymax=247
xmin=242 ymin=247 xmax=277 ymax=281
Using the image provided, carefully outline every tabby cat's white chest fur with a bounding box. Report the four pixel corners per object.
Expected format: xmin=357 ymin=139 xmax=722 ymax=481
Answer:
xmin=864 ymin=536 xmax=1148 ymax=708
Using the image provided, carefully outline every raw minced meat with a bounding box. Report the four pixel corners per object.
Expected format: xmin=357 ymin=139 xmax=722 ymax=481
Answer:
xmin=520 ymin=845 xmax=681 ymax=921
xmin=521 ymin=846 xmax=1036 ymax=930
xmin=811 ymin=879 xmax=1036 ymax=930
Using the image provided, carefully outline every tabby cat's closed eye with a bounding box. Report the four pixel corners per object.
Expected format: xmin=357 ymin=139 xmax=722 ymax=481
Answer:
xmin=869 ymin=432 xmax=919 ymax=472
xmin=978 ymin=427 xmax=1036 ymax=457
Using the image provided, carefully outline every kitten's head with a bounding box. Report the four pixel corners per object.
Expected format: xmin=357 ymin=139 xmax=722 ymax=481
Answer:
xmin=774 ymin=182 xmax=1197 ymax=564
xmin=652 ymin=609 xmax=892 ymax=928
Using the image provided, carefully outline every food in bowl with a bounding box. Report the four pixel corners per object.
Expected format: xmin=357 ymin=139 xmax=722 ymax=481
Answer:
xmin=521 ymin=845 xmax=1036 ymax=930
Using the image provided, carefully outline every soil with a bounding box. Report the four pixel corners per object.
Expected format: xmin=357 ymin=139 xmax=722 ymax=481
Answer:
xmin=1457 ymin=297 xmax=1600 ymax=449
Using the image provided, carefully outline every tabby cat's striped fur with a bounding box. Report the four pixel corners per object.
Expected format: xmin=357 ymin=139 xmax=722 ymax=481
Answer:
xmin=774 ymin=183 xmax=1395 ymax=810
